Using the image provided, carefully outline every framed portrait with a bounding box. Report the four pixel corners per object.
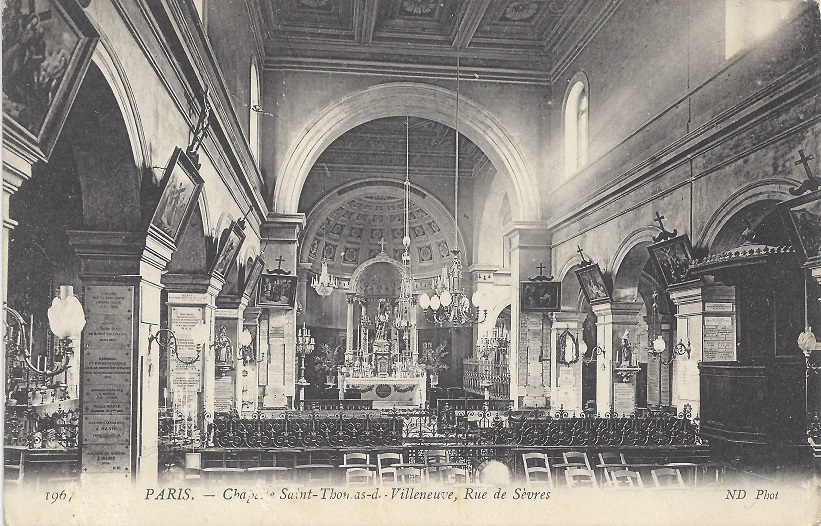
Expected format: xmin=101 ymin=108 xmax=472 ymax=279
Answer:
xmin=778 ymin=190 xmax=821 ymax=263
xmin=241 ymin=255 xmax=265 ymax=298
xmin=149 ymin=147 xmax=204 ymax=244
xmin=520 ymin=280 xmax=561 ymax=312
xmin=258 ymin=274 xmax=298 ymax=308
xmin=2 ymin=0 xmax=99 ymax=161
xmin=647 ymin=234 xmax=694 ymax=288
xmin=211 ymin=220 xmax=246 ymax=278
xmin=575 ymin=263 xmax=611 ymax=305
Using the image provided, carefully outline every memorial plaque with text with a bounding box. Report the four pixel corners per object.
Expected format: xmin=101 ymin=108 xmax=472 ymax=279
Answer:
xmin=613 ymin=383 xmax=636 ymax=416
xmin=82 ymin=285 xmax=134 ymax=474
xmin=703 ymin=316 xmax=736 ymax=362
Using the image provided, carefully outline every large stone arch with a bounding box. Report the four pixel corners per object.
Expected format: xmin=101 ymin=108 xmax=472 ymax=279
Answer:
xmin=347 ymin=252 xmax=408 ymax=295
xmin=610 ymin=226 xmax=661 ymax=303
xmin=273 ymin=82 xmax=541 ymax=221
xmin=695 ymin=179 xmax=800 ymax=250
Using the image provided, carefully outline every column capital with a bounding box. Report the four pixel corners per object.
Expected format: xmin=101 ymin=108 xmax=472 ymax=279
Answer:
xmin=346 ymin=293 xmax=357 ymax=304
xmin=591 ymin=301 xmax=641 ymax=324
xmin=243 ymin=307 xmax=262 ymax=326
xmin=66 ymin=230 xmax=175 ymax=283
xmin=502 ymin=221 xmax=552 ymax=249
xmin=261 ymin=213 xmax=306 ymax=242
xmin=550 ymin=311 xmax=587 ymax=326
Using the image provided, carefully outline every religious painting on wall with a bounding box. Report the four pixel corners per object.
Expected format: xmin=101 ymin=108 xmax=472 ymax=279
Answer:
xmin=520 ymin=280 xmax=561 ymax=312
xmin=779 ymin=190 xmax=821 ymax=262
xmin=241 ymin=256 xmax=265 ymax=298
xmin=210 ymin=220 xmax=245 ymax=278
xmin=258 ymin=274 xmax=297 ymax=307
xmin=149 ymin=147 xmax=204 ymax=244
xmin=647 ymin=234 xmax=694 ymax=287
xmin=2 ymin=0 xmax=98 ymax=160
xmin=575 ymin=263 xmax=611 ymax=305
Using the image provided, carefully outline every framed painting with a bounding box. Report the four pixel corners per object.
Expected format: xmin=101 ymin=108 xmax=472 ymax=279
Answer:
xmin=258 ymin=274 xmax=298 ymax=308
xmin=2 ymin=0 xmax=99 ymax=161
xmin=778 ymin=190 xmax=821 ymax=263
xmin=647 ymin=234 xmax=694 ymax=288
xmin=520 ymin=280 xmax=561 ymax=312
xmin=211 ymin=220 xmax=246 ymax=278
xmin=149 ymin=147 xmax=204 ymax=244
xmin=241 ymin=255 xmax=265 ymax=298
xmin=575 ymin=263 xmax=611 ymax=305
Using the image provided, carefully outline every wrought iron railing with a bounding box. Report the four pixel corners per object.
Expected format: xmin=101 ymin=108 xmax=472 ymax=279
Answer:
xmin=202 ymin=407 xmax=700 ymax=449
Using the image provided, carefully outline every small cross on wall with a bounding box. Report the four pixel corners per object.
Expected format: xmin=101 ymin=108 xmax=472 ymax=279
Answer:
xmin=275 ymin=255 xmax=285 ymax=270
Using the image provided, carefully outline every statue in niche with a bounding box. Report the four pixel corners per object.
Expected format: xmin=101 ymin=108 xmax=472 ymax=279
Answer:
xmin=374 ymin=298 xmax=390 ymax=341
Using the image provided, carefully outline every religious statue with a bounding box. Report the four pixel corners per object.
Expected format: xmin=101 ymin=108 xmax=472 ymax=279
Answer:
xmin=618 ymin=330 xmax=632 ymax=367
xmin=374 ymin=298 xmax=390 ymax=341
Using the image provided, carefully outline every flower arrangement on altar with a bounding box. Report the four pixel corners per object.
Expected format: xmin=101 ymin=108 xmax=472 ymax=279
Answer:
xmin=419 ymin=343 xmax=449 ymax=385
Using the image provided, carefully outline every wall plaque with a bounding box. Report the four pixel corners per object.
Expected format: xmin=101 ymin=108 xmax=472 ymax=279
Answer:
xmin=82 ymin=285 xmax=134 ymax=474
xmin=613 ymin=383 xmax=635 ymax=416
xmin=702 ymin=316 xmax=736 ymax=362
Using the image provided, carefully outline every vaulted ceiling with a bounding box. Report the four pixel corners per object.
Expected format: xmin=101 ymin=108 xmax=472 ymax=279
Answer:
xmin=260 ymin=0 xmax=597 ymax=76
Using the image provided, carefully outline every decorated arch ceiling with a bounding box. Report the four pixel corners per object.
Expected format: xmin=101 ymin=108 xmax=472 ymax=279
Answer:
xmin=303 ymin=189 xmax=458 ymax=279
xmin=259 ymin=0 xmax=596 ymax=74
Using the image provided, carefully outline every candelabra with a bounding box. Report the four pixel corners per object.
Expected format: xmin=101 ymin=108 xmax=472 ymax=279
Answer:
xmin=418 ymin=251 xmax=487 ymax=326
xmin=311 ymin=259 xmax=338 ymax=297
xmin=238 ymin=328 xmax=258 ymax=366
xmin=296 ymin=323 xmax=315 ymax=387
xmin=645 ymin=291 xmax=691 ymax=365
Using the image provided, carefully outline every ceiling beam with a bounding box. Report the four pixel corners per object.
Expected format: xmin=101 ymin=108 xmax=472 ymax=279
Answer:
xmin=354 ymin=0 xmax=380 ymax=44
xmin=452 ymin=0 xmax=492 ymax=49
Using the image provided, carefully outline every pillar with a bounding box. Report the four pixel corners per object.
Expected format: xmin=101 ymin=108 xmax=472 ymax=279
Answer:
xmin=345 ymin=293 xmax=356 ymax=362
xmin=68 ymin=230 xmax=174 ymax=485
xmin=260 ymin=213 xmax=305 ymax=408
xmin=163 ymin=273 xmax=224 ymax=436
xmin=668 ymin=280 xmax=736 ymax=417
xmin=2 ymin=143 xmax=36 ymax=304
xmin=550 ymin=312 xmax=586 ymax=414
xmin=592 ymin=302 xmax=642 ymax=415
xmin=503 ymin=222 xmax=552 ymax=409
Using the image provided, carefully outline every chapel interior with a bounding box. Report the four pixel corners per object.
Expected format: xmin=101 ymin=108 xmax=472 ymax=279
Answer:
xmin=2 ymin=0 xmax=821 ymax=494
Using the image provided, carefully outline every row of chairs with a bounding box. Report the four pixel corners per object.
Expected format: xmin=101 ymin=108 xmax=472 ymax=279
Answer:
xmin=522 ymin=452 xmax=686 ymax=489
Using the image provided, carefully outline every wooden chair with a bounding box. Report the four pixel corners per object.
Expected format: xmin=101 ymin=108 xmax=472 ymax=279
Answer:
xmin=345 ymin=467 xmax=375 ymax=486
xmin=564 ymin=467 xmax=598 ymax=488
xmin=246 ymin=466 xmax=291 ymax=484
xmin=521 ymin=453 xmax=552 ymax=487
xmin=396 ymin=466 xmax=425 ymax=486
xmin=562 ymin=451 xmax=593 ymax=470
xmin=607 ymin=470 xmax=644 ymax=489
xmin=651 ymin=467 xmax=686 ymax=489
xmin=343 ymin=452 xmax=370 ymax=465
xmin=4 ymin=447 xmax=26 ymax=487
xmin=377 ymin=453 xmax=403 ymax=485
xmin=442 ymin=466 xmax=469 ymax=485
xmin=425 ymin=449 xmax=449 ymax=483
xmin=201 ymin=467 xmax=245 ymax=485
xmin=597 ymin=452 xmax=627 ymax=485
xmin=184 ymin=453 xmax=202 ymax=484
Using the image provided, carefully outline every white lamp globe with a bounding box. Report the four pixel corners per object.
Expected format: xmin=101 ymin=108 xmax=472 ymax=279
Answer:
xmin=430 ymin=295 xmax=441 ymax=310
xmin=440 ymin=290 xmax=452 ymax=307
xmin=48 ymin=294 xmax=86 ymax=339
xmin=471 ymin=291 xmax=482 ymax=307
xmin=652 ymin=336 xmax=666 ymax=353
xmin=419 ymin=293 xmax=431 ymax=310
xmin=239 ymin=329 xmax=253 ymax=347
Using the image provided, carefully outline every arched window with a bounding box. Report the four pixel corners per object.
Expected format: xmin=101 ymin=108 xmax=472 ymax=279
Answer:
xmin=564 ymin=78 xmax=589 ymax=177
xmin=249 ymin=60 xmax=260 ymax=164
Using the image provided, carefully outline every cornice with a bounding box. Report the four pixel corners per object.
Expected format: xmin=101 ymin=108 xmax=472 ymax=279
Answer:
xmin=263 ymin=55 xmax=550 ymax=85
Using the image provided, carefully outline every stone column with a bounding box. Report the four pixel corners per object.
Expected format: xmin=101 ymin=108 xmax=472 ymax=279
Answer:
xmin=503 ymin=222 xmax=552 ymax=409
xmin=345 ymin=293 xmax=356 ymax=362
xmin=592 ymin=302 xmax=642 ymax=415
xmin=163 ymin=273 xmax=223 ymax=437
xmin=2 ymin=143 xmax=36 ymax=304
xmin=243 ymin=307 xmax=262 ymax=413
xmin=68 ymin=230 xmax=174 ymax=485
xmin=550 ymin=312 xmax=586 ymax=414
xmin=260 ymin=213 xmax=305 ymax=408
xmin=668 ymin=280 xmax=736 ymax=417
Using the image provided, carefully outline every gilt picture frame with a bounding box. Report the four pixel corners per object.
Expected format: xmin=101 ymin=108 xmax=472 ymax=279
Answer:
xmin=575 ymin=262 xmax=611 ymax=305
xmin=647 ymin=234 xmax=695 ymax=288
xmin=2 ymin=0 xmax=99 ymax=161
xmin=211 ymin=220 xmax=246 ymax=278
xmin=148 ymin=147 xmax=204 ymax=245
xmin=258 ymin=274 xmax=297 ymax=308
xmin=520 ymin=280 xmax=561 ymax=312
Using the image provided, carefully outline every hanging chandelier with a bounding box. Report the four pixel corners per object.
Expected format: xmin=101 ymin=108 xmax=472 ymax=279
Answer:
xmin=311 ymin=258 xmax=338 ymax=297
xmin=394 ymin=116 xmax=415 ymax=331
xmin=418 ymin=51 xmax=486 ymax=327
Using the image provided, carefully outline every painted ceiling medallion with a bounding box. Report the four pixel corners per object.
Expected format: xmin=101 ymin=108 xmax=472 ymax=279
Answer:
xmin=401 ymin=0 xmax=437 ymax=16
xmin=298 ymin=0 xmax=331 ymax=10
xmin=502 ymin=0 xmax=541 ymax=22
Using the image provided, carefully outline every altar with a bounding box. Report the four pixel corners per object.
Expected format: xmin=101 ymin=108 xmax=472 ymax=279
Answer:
xmin=338 ymin=250 xmax=425 ymax=408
